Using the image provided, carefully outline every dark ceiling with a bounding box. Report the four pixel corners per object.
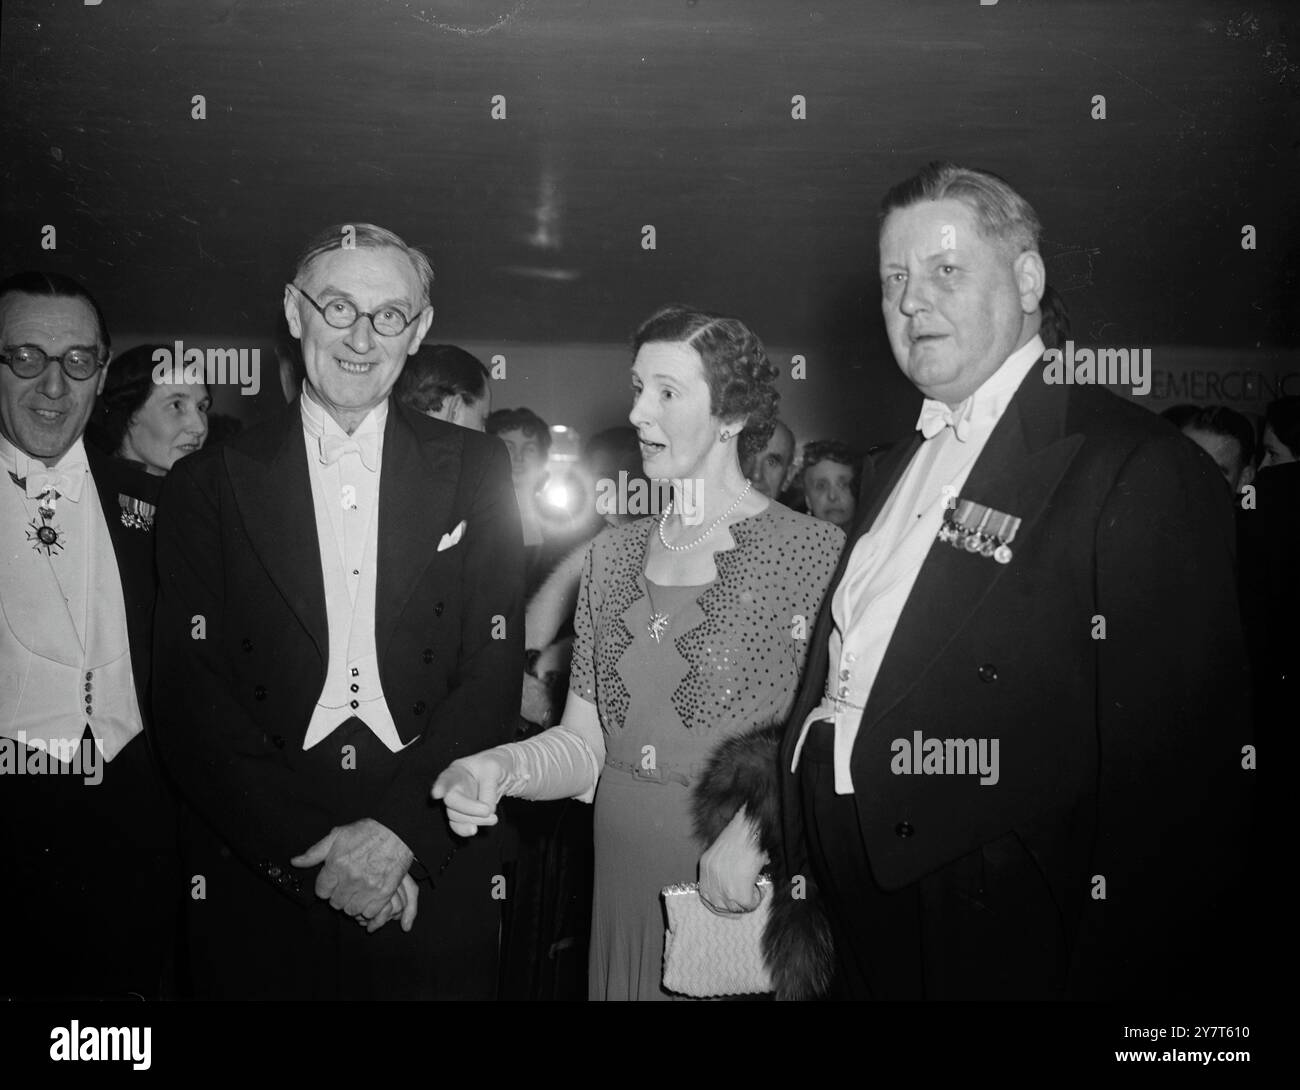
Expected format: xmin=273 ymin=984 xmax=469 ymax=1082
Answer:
xmin=1 ymin=0 xmax=1297 ymax=363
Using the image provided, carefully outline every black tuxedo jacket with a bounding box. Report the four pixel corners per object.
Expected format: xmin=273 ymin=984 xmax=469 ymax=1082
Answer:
xmin=152 ymin=398 xmax=524 ymax=907
xmin=86 ymin=445 xmax=160 ymax=714
xmin=777 ymin=360 xmax=1253 ymax=998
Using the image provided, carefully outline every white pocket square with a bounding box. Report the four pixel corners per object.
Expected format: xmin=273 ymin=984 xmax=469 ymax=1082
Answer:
xmin=437 ymin=520 xmax=466 ymax=552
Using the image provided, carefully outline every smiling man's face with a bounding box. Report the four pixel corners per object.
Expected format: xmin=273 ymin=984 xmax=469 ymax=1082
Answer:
xmin=0 ymin=292 xmax=107 ymax=464
xmin=879 ymin=198 xmax=1042 ymax=407
xmin=284 ymin=245 xmax=433 ymax=433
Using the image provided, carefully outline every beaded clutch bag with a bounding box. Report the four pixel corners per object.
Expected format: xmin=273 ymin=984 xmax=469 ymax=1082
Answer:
xmin=661 ymin=878 xmax=774 ymax=997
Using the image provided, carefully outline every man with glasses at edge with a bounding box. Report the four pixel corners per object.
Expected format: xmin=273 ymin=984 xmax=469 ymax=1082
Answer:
xmin=152 ymin=224 xmax=524 ymax=998
xmin=0 ymin=271 xmax=180 ymax=999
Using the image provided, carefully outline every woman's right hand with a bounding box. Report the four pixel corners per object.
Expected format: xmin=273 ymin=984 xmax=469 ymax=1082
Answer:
xmin=431 ymin=751 xmax=513 ymax=836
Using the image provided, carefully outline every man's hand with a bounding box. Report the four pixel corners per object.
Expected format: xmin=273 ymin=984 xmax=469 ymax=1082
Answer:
xmin=698 ymin=806 xmax=768 ymax=914
xmin=290 ymin=818 xmax=414 ymax=921
xmin=356 ymin=873 xmax=420 ymax=934
xmin=431 ymin=751 xmax=512 ymax=837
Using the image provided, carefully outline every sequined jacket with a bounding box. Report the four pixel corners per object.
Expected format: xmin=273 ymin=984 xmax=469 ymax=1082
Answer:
xmin=569 ymin=503 xmax=845 ymax=767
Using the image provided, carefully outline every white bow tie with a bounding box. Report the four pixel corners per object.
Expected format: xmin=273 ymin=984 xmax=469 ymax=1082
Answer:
xmin=19 ymin=463 xmax=87 ymax=503
xmin=917 ymin=398 xmax=973 ymax=442
xmin=318 ymin=432 xmax=380 ymax=473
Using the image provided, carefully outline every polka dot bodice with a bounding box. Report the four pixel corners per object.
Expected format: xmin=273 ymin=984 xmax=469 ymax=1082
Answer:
xmin=570 ymin=503 xmax=845 ymax=761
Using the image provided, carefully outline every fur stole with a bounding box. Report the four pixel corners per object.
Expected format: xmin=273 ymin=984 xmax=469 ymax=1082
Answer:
xmin=692 ymin=720 xmax=834 ymax=1000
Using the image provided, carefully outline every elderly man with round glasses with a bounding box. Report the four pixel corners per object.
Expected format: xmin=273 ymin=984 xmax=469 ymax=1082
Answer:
xmin=0 ymin=270 xmax=179 ymax=1000
xmin=152 ymin=223 xmax=524 ymax=999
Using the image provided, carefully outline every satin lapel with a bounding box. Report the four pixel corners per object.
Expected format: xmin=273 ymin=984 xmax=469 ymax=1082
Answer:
xmin=226 ymin=406 xmax=328 ymax=660
xmin=86 ymin=446 xmax=153 ymax=697
xmin=780 ymin=431 xmax=924 ymax=770
xmin=374 ymin=402 xmax=460 ymax=660
xmin=859 ymin=363 xmax=1083 ymax=734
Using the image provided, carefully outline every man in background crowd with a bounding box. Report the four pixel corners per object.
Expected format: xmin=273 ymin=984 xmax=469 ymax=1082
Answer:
xmin=743 ymin=418 xmax=795 ymax=499
xmin=395 ymin=343 xmax=492 ymax=431
xmin=1180 ymin=404 xmax=1256 ymax=497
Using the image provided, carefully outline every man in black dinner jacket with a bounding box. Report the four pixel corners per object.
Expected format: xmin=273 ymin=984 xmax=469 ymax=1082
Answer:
xmin=153 ymin=224 xmax=522 ymax=999
xmin=766 ymin=164 xmax=1253 ymax=1000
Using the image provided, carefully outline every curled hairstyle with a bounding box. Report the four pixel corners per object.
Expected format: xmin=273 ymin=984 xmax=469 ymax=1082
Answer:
xmin=0 ymin=270 xmax=111 ymax=353
xmin=395 ymin=344 xmax=489 ymax=415
xmin=292 ymin=223 xmax=434 ymax=306
xmin=798 ymin=438 xmax=864 ymax=497
xmin=88 ymin=344 xmax=208 ymax=456
xmin=880 ymin=161 xmax=1042 ymax=257
xmin=631 ymin=304 xmax=780 ymax=464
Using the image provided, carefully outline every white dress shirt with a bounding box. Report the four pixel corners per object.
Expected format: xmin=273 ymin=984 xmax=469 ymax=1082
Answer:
xmin=790 ymin=336 xmax=1045 ymax=793
xmin=299 ymin=388 xmax=406 ymax=753
xmin=0 ymin=434 xmax=142 ymax=763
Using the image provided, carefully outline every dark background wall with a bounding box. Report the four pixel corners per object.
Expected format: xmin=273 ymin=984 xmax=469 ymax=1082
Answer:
xmin=2 ymin=0 xmax=1297 ymax=448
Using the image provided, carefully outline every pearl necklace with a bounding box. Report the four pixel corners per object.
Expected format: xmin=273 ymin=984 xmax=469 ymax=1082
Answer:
xmin=657 ymin=479 xmax=753 ymax=552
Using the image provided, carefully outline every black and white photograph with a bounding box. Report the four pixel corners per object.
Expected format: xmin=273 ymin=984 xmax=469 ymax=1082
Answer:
xmin=0 ymin=0 xmax=1288 ymax=1073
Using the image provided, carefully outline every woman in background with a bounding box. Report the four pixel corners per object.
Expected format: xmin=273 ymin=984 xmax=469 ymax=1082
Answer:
xmin=799 ymin=439 xmax=863 ymax=530
xmin=435 ymin=304 xmax=844 ymax=1001
xmin=86 ymin=343 xmax=210 ymax=537
xmin=89 ymin=343 xmax=210 ymax=473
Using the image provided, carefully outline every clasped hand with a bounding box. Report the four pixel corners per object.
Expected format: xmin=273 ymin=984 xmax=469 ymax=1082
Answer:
xmin=290 ymin=818 xmax=418 ymax=933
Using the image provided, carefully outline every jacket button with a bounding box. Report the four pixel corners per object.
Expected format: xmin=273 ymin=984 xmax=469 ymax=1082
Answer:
xmin=977 ymin=663 xmax=998 ymax=683
xmin=272 ymin=734 xmax=285 ymax=749
xmin=350 ymin=683 xmax=359 ymax=693
xmin=242 ymin=638 xmax=253 ymax=652
xmin=422 ymin=648 xmax=434 ymax=664
xmin=434 ymin=602 xmax=444 ymax=617
xmin=254 ymin=685 xmax=267 ymax=700
xmin=894 ymin=821 xmax=915 ymax=839
xmin=412 ymin=701 xmax=426 ymax=715
xmin=267 ymin=864 xmax=281 ymax=878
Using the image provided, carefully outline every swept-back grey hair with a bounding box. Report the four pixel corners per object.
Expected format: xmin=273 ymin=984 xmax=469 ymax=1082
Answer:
xmin=292 ymin=223 xmax=434 ymax=305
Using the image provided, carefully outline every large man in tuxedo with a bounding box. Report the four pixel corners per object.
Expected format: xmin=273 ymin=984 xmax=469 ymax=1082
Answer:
xmin=774 ymin=164 xmax=1252 ymax=999
xmin=0 ymin=272 xmax=178 ymax=999
xmin=153 ymin=224 xmax=523 ymax=999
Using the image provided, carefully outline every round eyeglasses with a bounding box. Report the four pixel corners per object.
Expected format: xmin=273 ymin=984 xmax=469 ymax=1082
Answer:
xmin=289 ymin=284 xmax=421 ymax=338
xmin=1 ymin=345 xmax=105 ymax=382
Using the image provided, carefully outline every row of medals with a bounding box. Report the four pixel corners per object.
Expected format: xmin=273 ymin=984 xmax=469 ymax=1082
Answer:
xmin=937 ymin=500 xmax=1018 ymax=565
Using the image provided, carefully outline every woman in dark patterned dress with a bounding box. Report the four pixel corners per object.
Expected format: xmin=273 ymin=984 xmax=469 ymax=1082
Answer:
xmin=435 ymin=305 xmax=844 ymax=1000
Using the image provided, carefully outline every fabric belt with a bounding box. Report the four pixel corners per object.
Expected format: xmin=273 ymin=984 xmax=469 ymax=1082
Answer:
xmin=603 ymin=756 xmax=706 ymax=787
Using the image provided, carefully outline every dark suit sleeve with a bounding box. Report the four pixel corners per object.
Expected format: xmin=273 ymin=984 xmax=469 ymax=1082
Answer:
xmin=370 ymin=439 xmax=524 ymax=872
xmin=152 ymin=452 xmax=332 ymax=905
xmin=1071 ymin=434 xmax=1253 ymax=996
